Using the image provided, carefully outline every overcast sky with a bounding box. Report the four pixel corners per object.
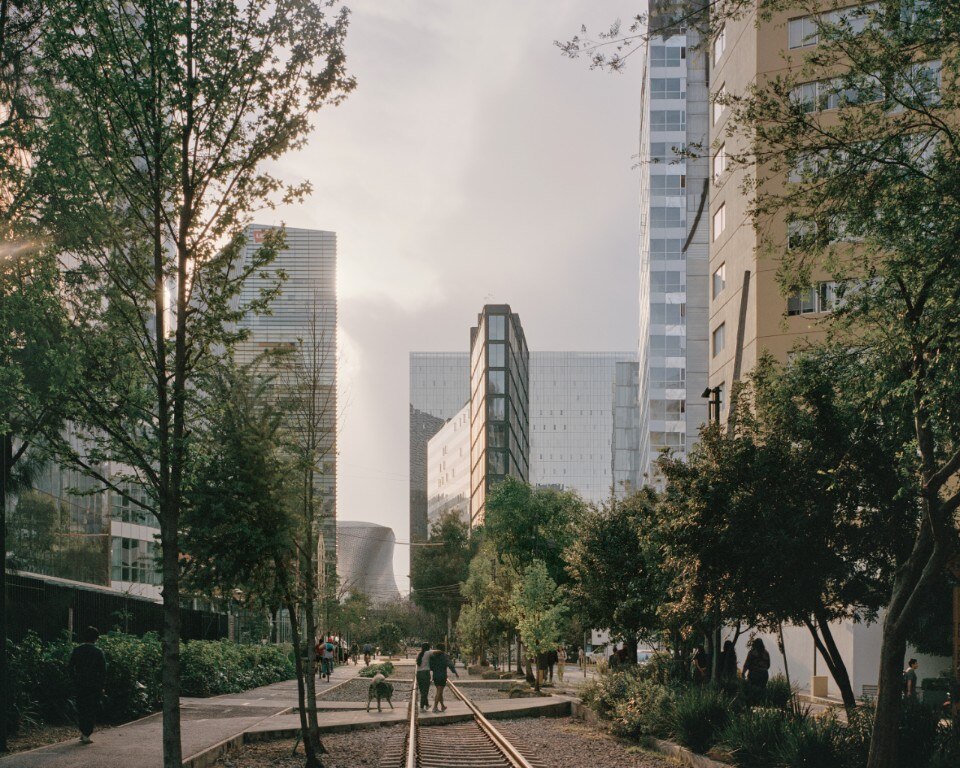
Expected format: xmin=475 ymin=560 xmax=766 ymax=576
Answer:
xmin=267 ymin=0 xmax=645 ymax=590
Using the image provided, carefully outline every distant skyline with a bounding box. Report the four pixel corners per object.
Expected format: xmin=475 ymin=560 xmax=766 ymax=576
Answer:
xmin=265 ymin=1 xmax=645 ymax=590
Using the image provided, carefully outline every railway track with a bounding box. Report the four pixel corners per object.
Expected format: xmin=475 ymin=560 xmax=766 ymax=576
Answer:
xmin=399 ymin=674 xmax=544 ymax=768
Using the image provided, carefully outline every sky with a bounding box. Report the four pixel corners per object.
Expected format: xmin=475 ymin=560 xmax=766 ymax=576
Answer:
xmin=266 ymin=0 xmax=645 ymax=591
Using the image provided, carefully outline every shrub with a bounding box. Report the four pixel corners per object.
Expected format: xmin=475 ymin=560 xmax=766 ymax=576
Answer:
xmin=763 ymin=675 xmax=795 ymax=710
xmin=928 ymin=722 xmax=960 ymax=768
xmin=896 ymin=697 xmax=939 ymax=768
xmin=775 ymin=713 xmax=847 ymax=768
xmin=608 ymin=678 xmax=674 ymax=741
xmin=638 ymin=652 xmax=687 ymax=686
xmin=581 ymin=669 xmax=636 ymax=719
xmin=5 ymin=632 xmax=74 ymax=731
xmin=670 ymin=685 xmax=731 ymax=754
xmin=720 ymin=707 xmax=791 ymax=768
xmin=99 ymin=631 xmax=163 ymax=721
xmin=180 ymin=640 xmax=293 ymax=697
xmin=359 ymin=661 xmax=395 ymax=678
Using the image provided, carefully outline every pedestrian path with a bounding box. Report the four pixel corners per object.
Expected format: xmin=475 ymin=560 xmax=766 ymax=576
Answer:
xmin=0 ymin=661 xmax=359 ymax=768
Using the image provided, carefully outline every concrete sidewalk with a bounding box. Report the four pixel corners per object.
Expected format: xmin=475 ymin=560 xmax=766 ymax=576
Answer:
xmin=0 ymin=662 xmax=359 ymax=768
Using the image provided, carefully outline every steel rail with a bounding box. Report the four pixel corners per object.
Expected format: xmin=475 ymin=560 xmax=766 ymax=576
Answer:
xmin=405 ymin=671 xmax=418 ymax=768
xmin=447 ymin=680 xmax=536 ymax=768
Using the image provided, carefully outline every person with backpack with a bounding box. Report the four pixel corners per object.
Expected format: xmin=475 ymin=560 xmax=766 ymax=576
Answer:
xmin=68 ymin=626 xmax=107 ymax=744
xmin=429 ymin=643 xmax=458 ymax=712
xmin=362 ymin=641 xmax=373 ymax=666
xmin=742 ymin=638 xmax=771 ymax=690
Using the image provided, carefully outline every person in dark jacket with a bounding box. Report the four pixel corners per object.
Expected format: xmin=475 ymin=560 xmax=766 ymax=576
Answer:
xmin=428 ymin=643 xmax=458 ymax=712
xmin=718 ymin=640 xmax=738 ymax=682
xmin=68 ymin=626 xmax=107 ymax=744
xmin=742 ymin=638 xmax=771 ymax=690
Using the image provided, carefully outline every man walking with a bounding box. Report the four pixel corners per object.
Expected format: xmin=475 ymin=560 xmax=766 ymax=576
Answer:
xmin=903 ymin=658 xmax=919 ymax=699
xmin=68 ymin=626 xmax=107 ymax=744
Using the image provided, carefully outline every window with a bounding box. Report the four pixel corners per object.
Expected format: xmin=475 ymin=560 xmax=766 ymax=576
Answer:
xmin=713 ymin=145 xmax=726 ymax=182
xmin=791 ymin=81 xmax=818 ymax=113
xmin=788 ymin=15 xmax=818 ymax=48
xmin=786 ymin=281 xmax=842 ymax=315
xmin=488 ymin=396 xmax=505 ymax=420
xmin=488 ymin=314 xmax=505 ymax=340
xmin=714 ymin=25 xmax=726 ymax=64
xmin=488 ymin=342 xmax=504 ymax=367
xmin=651 ymin=110 xmax=686 ymax=131
xmin=651 ymin=45 xmax=684 ymax=67
xmin=650 ymin=335 xmax=685 ymax=355
xmin=651 ymin=367 xmax=685 ymax=388
xmin=651 ymin=270 xmax=685 ymax=292
xmin=790 ymin=4 xmax=880 ymax=49
xmin=712 ymin=323 xmax=726 ymax=357
xmin=713 ymin=263 xmax=726 ymax=297
xmin=487 ymin=370 xmax=505 ymax=395
xmin=713 ymin=204 xmax=726 ymax=241
xmin=787 ymin=219 xmax=816 ymax=250
xmin=650 ymin=142 xmax=685 ymax=164
xmin=651 ymin=77 xmax=686 ymax=100
xmin=651 ymin=206 xmax=686 ymax=228
xmin=651 ymin=303 xmax=684 ymax=325
xmin=651 ymin=174 xmax=685 ymax=193
xmin=713 ymin=85 xmax=727 ymax=124
xmin=650 ymin=238 xmax=684 ymax=261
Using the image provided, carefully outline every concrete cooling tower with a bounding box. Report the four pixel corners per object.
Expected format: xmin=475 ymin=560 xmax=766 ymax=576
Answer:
xmin=336 ymin=521 xmax=401 ymax=604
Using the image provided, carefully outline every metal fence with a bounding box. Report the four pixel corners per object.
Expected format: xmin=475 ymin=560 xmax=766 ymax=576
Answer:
xmin=7 ymin=571 xmax=229 ymax=643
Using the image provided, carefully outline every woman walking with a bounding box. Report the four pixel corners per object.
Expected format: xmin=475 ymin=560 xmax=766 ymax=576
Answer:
xmin=743 ymin=638 xmax=771 ymax=690
xmin=415 ymin=643 xmax=433 ymax=711
xmin=429 ymin=643 xmax=458 ymax=712
xmin=557 ymin=646 xmax=567 ymax=683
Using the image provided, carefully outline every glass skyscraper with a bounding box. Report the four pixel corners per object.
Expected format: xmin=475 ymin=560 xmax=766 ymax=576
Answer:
xmin=469 ymin=305 xmax=530 ymax=528
xmin=236 ymin=224 xmax=338 ymax=584
xmin=637 ymin=11 xmax=710 ymax=486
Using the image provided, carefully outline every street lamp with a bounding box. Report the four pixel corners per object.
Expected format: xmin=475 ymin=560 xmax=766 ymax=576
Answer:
xmin=701 ymin=386 xmax=722 ymax=425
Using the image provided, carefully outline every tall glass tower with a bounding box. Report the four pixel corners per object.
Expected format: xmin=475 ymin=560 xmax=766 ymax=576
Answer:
xmin=469 ymin=305 xmax=529 ymax=527
xmin=637 ymin=8 xmax=710 ymax=486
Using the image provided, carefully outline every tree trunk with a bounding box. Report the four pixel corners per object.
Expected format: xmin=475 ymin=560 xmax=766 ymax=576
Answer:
xmin=805 ymin=613 xmax=857 ymax=709
xmin=286 ymin=598 xmax=324 ymax=768
xmin=270 ymin=606 xmax=279 ymax=644
xmin=866 ymin=628 xmax=908 ymax=768
xmin=159 ymin=512 xmax=183 ymax=768
xmin=303 ymin=519 xmax=323 ymax=757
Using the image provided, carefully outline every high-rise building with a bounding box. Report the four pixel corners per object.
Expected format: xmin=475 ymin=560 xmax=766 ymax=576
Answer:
xmin=637 ymin=8 xmax=710 ymax=486
xmin=236 ymin=224 xmax=338 ymax=587
xmin=426 ymin=402 xmax=471 ymax=529
xmin=469 ymin=306 xmax=530 ymax=527
xmin=529 ymin=352 xmax=636 ymax=504
xmin=612 ymin=361 xmax=642 ymax=498
xmin=409 ymin=352 xmax=471 ymax=552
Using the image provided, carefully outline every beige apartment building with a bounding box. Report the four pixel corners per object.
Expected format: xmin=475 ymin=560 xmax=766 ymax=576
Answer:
xmin=707 ymin=4 xmax=840 ymax=408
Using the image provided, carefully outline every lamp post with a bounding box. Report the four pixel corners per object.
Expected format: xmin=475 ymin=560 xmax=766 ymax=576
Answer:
xmin=701 ymin=386 xmax=722 ymax=425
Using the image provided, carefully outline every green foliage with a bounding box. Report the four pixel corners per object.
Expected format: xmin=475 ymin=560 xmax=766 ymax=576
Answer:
xmin=457 ymin=541 xmax=513 ymax=662
xmin=609 ymin=679 xmax=675 ymax=741
xmin=580 ymin=669 xmax=637 ymax=719
xmin=375 ymin=622 xmax=403 ymax=656
xmin=98 ymin=631 xmax=163 ymax=721
xmin=510 ymin=561 xmax=567 ymax=667
xmin=358 ymin=662 xmax=395 ymax=678
xmin=485 ymin=477 xmax=586 ymax=585
xmin=670 ymin=686 xmax=731 ymax=754
xmin=720 ymin=707 xmax=791 ymax=768
xmin=180 ymin=640 xmax=293 ymax=698
xmin=774 ymin=714 xmax=848 ymax=768
xmin=895 ymin=698 xmax=939 ymax=768
xmin=4 ymin=632 xmax=74 ymax=731
xmin=411 ymin=511 xmax=477 ymax=636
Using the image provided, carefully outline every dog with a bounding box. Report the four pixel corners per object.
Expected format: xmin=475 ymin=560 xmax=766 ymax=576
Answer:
xmin=366 ymin=672 xmax=394 ymax=712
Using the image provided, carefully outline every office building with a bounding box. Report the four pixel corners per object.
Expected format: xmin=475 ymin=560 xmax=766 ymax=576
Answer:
xmin=337 ymin=521 xmax=401 ymax=605
xmin=426 ymin=402 xmax=471 ymax=528
xmin=529 ymin=352 xmax=636 ymax=504
xmin=469 ymin=305 xmax=530 ymax=527
xmin=637 ymin=7 xmax=710 ymax=486
xmin=236 ymin=224 xmax=338 ymax=588
xmin=612 ymin=361 xmax=642 ymax=497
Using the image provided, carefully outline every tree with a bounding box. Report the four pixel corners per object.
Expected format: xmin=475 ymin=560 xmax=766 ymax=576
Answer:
xmin=411 ymin=511 xmax=477 ymax=640
xmin=457 ymin=541 xmax=512 ymax=665
xmin=510 ymin=560 xmax=567 ymax=693
xmin=376 ymin=622 xmax=403 ymax=657
xmin=565 ymin=489 xmax=671 ymax=665
xmin=23 ymin=3 xmax=353 ymax=765
xmin=484 ymin=477 xmax=586 ymax=587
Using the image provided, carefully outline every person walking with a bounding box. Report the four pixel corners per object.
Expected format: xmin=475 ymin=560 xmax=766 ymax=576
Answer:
xmin=718 ymin=640 xmax=738 ymax=682
xmin=323 ymin=636 xmax=336 ymax=681
xmin=350 ymin=642 xmax=360 ymax=666
xmin=742 ymin=638 xmax=771 ymax=690
xmin=429 ymin=643 xmax=458 ymax=712
xmin=362 ymin=642 xmax=373 ymax=666
xmin=68 ymin=626 xmax=107 ymax=744
xmin=557 ymin=647 xmax=567 ymax=683
xmin=903 ymin=658 xmax=919 ymax=699
xmin=415 ymin=643 xmax=433 ymax=711
xmin=578 ymin=646 xmax=586 ymax=670
xmin=546 ymin=648 xmax=558 ymax=684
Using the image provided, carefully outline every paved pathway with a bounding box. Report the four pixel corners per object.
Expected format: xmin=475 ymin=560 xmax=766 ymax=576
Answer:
xmin=0 ymin=660 xmax=361 ymax=768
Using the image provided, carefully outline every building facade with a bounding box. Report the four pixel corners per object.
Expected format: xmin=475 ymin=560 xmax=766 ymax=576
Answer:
xmin=612 ymin=361 xmax=642 ymax=498
xmin=236 ymin=224 xmax=339 ymax=587
xmin=426 ymin=402 xmax=471 ymax=528
xmin=336 ymin=521 xmax=401 ymax=605
xmin=637 ymin=11 xmax=711 ymax=486
xmin=469 ymin=305 xmax=530 ymax=527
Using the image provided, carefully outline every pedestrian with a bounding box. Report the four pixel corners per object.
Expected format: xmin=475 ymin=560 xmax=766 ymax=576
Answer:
xmin=323 ymin=636 xmax=336 ymax=680
xmin=742 ymin=638 xmax=771 ymax=690
xmin=350 ymin=642 xmax=360 ymax=666
xmin=718 ymin=640 xmax=738 ymax=682
xmin=68 ymin=626 xmax=106 ymax=744
xmin=415 ymin=642 xmax=433 ymax=711
xmin=557 ymin=647 xmax=567 ymax=683
xmin=692 ymin=646 xmax=710 ymax=684
xmin=429 ymin=643 xmax=458 ymax=712
xmin=363 ymin=641 xmax=373 ymax=666
xmin=546 ymin=648 xmax=558 ymax=683
xmin=315 ymin=636 xmax=325 ymax=680
xmin=578 ymin=646 xmax=586 ymax=670
xmin=903 ymin=658 xmax=919 ymax=699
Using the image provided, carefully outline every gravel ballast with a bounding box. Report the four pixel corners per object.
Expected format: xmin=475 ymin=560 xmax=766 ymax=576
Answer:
xmin=215 ymin=724 xmax=406 ymax=768
xmin=316 ymin=678 xmax=413 ymax=702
